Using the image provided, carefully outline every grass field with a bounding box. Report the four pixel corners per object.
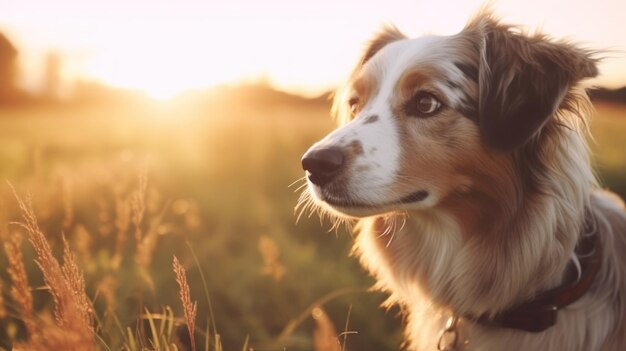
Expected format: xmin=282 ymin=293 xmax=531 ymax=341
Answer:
xmin=0 ymin=95 xmax=624 ymax=351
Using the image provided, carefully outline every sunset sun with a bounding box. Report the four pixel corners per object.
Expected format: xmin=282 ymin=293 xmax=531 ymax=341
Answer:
xmin=2 ymin=0 xmax=625 ymax=99
xmin=0 ymin=1 xmax=625 ymax=350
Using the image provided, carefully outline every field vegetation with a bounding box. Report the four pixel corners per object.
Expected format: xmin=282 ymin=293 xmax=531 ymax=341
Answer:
xmin=0 ymin=88 xmax=624 ymax=351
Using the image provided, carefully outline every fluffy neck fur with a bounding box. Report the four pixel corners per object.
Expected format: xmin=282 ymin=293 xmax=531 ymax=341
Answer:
xmin=351 ymin=92 xmax=624 ymax=350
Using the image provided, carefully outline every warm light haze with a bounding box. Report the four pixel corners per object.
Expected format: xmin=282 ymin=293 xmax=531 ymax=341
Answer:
xmin=1 ymin=2 xmax=625 ymax=351
xmin=1 ymin=0 xmax=626 ymax=98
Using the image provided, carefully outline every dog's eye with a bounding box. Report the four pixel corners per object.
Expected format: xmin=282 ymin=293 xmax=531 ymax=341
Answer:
xmin=349 ymin=97 xmax=360 ymax=116
xmin=408 ymin=92 xmax=443 ymax=117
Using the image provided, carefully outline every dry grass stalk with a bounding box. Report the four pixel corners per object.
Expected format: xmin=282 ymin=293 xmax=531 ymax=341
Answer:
xmin=13 ymin=313 xmax=94 ymax=351
xmin=61 ymin=234 xmax=93 ymax=326
xmin=59 ymin=173 xmax=74 ymax=232
xmin=130 ymin=165 xmax=170 ymax=269
xmin=0 ymin=279 xmax=5 ymax=319
xmin=96 ymin=196 xmax=112 ymax=237
xmin=136 ymin=202 xmax=168 ymax=269
xmin=132 ymin=169 xmax=160 ymax=268
xmin=173 ymin=255 xmax=197 ymax=351
xmin=95 ymin=274 xmax=117 ymax=314
xmin=72 ymin=224 xmax=92 ymax=266
xmin=3 ymin=231 xmax=33 ymax=327
xmin=258 ymin=235 xmax=286 ymax=281
xmin=10 ymin=186 xmax=96 ymax=350
xmin=131 ymin=169 xmax=147 ymax=245
xmin=112 ymin=195 xmax=131 ymax=269
xmin=135 ymin=223 xmax=158 ymax=268
xmin=312 ymin=306 xmax=341 ymax=351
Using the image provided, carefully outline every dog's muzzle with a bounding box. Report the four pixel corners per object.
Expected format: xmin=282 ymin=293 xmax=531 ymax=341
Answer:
xmin=301 ymin=147 xmax=345 ymax=186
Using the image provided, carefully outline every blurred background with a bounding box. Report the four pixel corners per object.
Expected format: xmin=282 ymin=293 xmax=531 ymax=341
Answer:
xmin=0 ymin=0 xmax=624 ymax=350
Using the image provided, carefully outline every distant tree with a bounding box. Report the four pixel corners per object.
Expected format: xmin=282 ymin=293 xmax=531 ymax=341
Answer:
xmin=590 ymin=87 xmax=626 ymax=105
xmin=0 ymin=33 xmax=18 ymax=102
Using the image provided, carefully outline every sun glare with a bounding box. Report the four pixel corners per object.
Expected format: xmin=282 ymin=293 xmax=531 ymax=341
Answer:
xmin=2 ymin=0 xmax=625 ymax=98
xmin=80 ymin=20 xmax=237 ymax=100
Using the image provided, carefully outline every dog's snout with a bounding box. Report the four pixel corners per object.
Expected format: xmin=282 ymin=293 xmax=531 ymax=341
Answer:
xmin=301 ymin=147 xmax=345 ymax=186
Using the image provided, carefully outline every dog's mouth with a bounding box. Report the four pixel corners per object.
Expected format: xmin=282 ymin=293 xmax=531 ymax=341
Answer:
xmin=320 ymin=189 xmax=429 ymax=210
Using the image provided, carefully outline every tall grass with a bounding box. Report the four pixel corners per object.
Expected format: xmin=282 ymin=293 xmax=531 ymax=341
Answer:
xmin=0 ymin=179 xmax=356 ymax=350
xmin=1 ymin=180 xmax=225 ymax=350
xmin=173 ymin=255 xmax=197 ymax=351
xmin=7 ymin=186 xmax=95 ymax=350
xmin=0 ymin=98 xmax=623 ymax=350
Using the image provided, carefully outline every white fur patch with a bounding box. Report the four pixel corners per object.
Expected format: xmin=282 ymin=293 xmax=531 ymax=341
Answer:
xmin=307 ymin=34 xmax=470 ymax=211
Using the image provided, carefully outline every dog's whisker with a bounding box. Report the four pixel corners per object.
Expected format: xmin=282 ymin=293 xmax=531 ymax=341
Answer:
xmin=295 ymin=200 xmax=309 ymax=223
xmin=295 ymin=191 xmax=320 ymax=224
xmin=292 ymin=182 xmax=309 ymax=193
xmin=288 ymin=176 xmax=307 ymax=189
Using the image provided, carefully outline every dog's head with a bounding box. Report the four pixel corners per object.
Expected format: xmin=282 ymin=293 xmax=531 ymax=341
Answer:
xmin=301 ymin=13 xmax=598 ymax=218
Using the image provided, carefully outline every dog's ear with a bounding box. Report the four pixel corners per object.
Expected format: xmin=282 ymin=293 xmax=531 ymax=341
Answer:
xmin=333 ymin=26 xmax=406 ymax=124
xmin=359 ymin=26 xmax=406 ymax=67
xmin=469 ymin=17 xmax=598 ymax=150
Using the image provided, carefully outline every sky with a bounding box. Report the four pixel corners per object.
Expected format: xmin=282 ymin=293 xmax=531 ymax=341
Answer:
xmin=1 ymin=0 xmax=625 ymax=98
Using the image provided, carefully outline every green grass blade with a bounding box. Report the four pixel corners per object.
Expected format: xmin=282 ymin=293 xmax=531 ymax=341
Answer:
xmin=205 ymin=318 xmax=210 ymax=351
xmin=276 ymin=286 xmax=367 ymax=342
xmin=126 ymin=326 xmax=138 ymax=351
xmin=159 ymin=308 xmax=167 ymax=342
xmin=94 ymin=332 xmax=113 ymax=351
xmin=186 ymin=241 xmax=218 ymax=337
xmin=241 ymin=334 xmax=250 ymax=351
xmin=110 ymin=310 xmax=131 ymax=346
xmin=215 ymin=333 xmax=222 ymax=351
xmin=341 ymin=305 xmax=353 ymax=351
xmin=165 ymin=306 xmax=175 ymax=342
xmin=161 ymin=335 xmax=169 ymax=350
xmin=145 ymin=307 xmax=162 ymax=350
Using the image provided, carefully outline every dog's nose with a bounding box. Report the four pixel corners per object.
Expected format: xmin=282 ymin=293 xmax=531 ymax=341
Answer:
xmin=301 ymin=147 xmax=345 ymax=186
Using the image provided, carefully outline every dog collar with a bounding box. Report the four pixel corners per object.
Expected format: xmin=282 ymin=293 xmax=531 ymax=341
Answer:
xmin=467 ymin=230 xmax=601 ymax=333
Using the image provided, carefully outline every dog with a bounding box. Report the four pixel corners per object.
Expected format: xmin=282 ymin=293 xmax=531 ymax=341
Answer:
xmin=299 ymin=11 xmax=626 ymax=351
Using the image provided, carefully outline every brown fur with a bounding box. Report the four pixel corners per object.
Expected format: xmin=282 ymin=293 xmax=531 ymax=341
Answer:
xmin=359 ymin=25 xmax=407 ymax=67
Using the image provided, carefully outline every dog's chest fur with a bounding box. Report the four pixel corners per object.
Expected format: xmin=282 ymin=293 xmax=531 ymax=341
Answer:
xmin=352 ymin=191 xmax=626 ymax=351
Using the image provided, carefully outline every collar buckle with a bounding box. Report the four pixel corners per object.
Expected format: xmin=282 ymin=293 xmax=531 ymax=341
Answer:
xmin=437 ymin=316 xmax=459 ymax=351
